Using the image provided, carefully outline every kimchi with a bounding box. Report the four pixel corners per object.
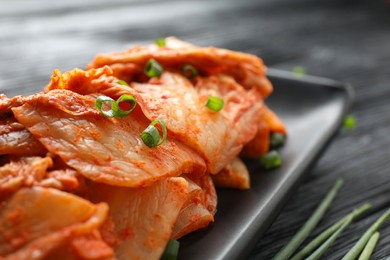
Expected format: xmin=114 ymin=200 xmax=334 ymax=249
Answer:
xmin=0 ymin=38 xmax=285 ymax=259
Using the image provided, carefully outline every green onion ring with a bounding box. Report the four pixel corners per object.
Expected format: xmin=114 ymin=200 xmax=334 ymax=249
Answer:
xmin=95 ymin=96 xmax=118 ymax=118
xmin=161 ymin=239 xmax=180 ymax=260
xmin=141 ymin=119 xmax=167 ymax=148
xmin=270 ymin=132 xmax=286 ymax=149
xmin=260 ymin=150 xmax=282 ymax=170
xmin=155 ymin=38 xmax=166 ymax=47
xmin=181 ymin=65 xmax=198 ymax=79
xmin=117 ymin=80 xmax=129 ymax=86
xmin=206 ymin=96 xmax=224 ymax=112
xmin=115 ymin=94 xmax=137 ymax=118
xmin=144 ymin=58 xmax=163 ymax=78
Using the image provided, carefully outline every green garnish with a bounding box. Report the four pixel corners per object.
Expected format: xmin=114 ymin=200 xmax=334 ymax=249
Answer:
xmin=160 ymin=239 xmax=179 ymax=260
xmin=306 ymin=214 xmax=354 ymax=260
xmin=95 ymin=94 xmax=137 ymax=118
xmin=358 ymin=232 xmax=380 ymax=260
xmin=260 ymin=150 xmax=282 ymax=170
xmin=270 ymin=133 xmax=286 ymax=149
xmin=141 ymin=119 xmax=167 ymax=148
xmin=292 ymin=66 xmax=305 ymax=78
xmin=205 ymin=96 xmax=224 ymax=112
xmin=155 ymin=38 xmax=166 ymax=47
xmin=95 ymin=96 xmax=118 ymax=118
xmin=144 ymin=58 xmax=163 ymax=78
xmin=343 ymin=115 xmax=357 ymax=131
xmin=272 ymin=179 xmax=343 ymax=260
xmin=181 ymin=65 xmax=198 ymax=79
xmin=115 ymin=94 xmax=137 ymax=118
xmin=291 ymin=203 xmax=371 ymax=260
xmin=117 ymin=80 xmax=129 ymax=86
xmin=342 ymin=209 xmax=390 ymax=260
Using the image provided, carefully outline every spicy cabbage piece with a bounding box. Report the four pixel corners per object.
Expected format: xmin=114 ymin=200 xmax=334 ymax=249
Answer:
xmin=241 ymin=105 xmax=287 ymax=157
xmin=45 ymin=233 xmax=115 ymax=260
xmin=12 ymin=89 xmax=206 ymax=187
xmin=87 ymin=177 xmax=189 ymax=260
xmin=0 ymin=96 xmax=47 ymax=156
xmin=172 ymin=204 xmax=214 ymax=240
xmin=212 ymin=157 xmax=250 ymax=190
xmin=45 ymin=68 xmax=263 ymax=174
xmin=0 ymin=156 xmax=85 ymax=198
xmin=172 ymin=174 xmax=217 ymax=239
xmin=132 ymin=72 xmax=264 ymax=174
xmin=0 ymin=187 xmax=110 ymax=259
xmin=0 ymin=156 xmax=52 ymax=197
xmin=240 ymin=119 xmax=270 ymax=158
xmin=262 ymin=104 xmax=286 ymax=135
xmin=0 ymin=118 xmax=47 ymax=156
xmin=86 ymin=37 xmax=273 ymax=98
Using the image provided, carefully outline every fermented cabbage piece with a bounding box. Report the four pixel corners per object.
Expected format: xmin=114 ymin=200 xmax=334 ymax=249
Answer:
xmin=262 ymin=105 xmax=286 ymax=134
xmin=46 ymin=67 xmax=263 ymax=174
xmin=212 ymin=157 xmax=250 ymax=190
xmin=130 ymin=72 xmax=263 ymax=173
xmin=172 ymin=204 xmax=214 ymax=240
xmin=0 ymin=117 xmax=47 ymax=156
xmin=87 ymin=37 xmax=273 ymax=97
xmin=0 ymin=38 xmax=287 ymax=258
xmin=0 ymin=94 xmax=47 ymax=157
xmin=240 ymin=120 xmax=270 ymax=158
xmin=241 ymin=105 xmax=287 ymax=157
xmin=0 ymin=156 xmax=85 ymax=197
xmin=172 ymin=175 xmax=217 ymax=239
xmin=0 ymin=156 xmax=52 ymax=197
xmin=45 ymin=233 xmax=115 ymax=260
xmin=0 ymin=94 xmax=25 ymax=114
xmin=87 ymin=177 xmax=189 ymax=260
xmin=0 ymin=187 xmax=109 ymax=259
xmin=12 ymin=89 xmax=206 ymax=187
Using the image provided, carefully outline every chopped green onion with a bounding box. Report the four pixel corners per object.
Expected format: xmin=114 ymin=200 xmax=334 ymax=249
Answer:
xmin=305 ymin=214 xmax=354 ymax=260
xmin=181 ymin=65 xmax=198 ymax=79
xmin=142 ymin=125 xmax=160 ymax=147
xmin=144 ymin=58 xmax=163 ymax=78
xmin=270 ymin=133 xmax=286 ymax=149
xmin=292 ymin=66 xmax=305 ymax=78
xmin=205 ymin=96 xmax=224 ymax=112
xmin=115 ymin=94 xmax=137 ymax=118
xmin=155 ymin=38 xmax=166 ymax=47
xmin=95 ymin=96 xmax=118 ymax=118
xmin=291 ymin=203 xmax=371 ymax=260
xmin=95 ymin=94 xmax=137 ymax=118
xmin=117 ymin=80 xmax=129 ymax=86
xmin=342 ymin=209 xmax=390 ymax=260
xmin=358 ymin=232 xmax=380 ymax=260
xmin=343 ymin=115 xmax=357 ymax=131
xmin=141 ymin=119 xmax=167 ymax=148
xmin=260 ymin=150 xmax=282 ymax=170
xmin=160 ymin=239 xmax=179 ymax=260
xmin=272 ymin=179 xmax=343 ymax=260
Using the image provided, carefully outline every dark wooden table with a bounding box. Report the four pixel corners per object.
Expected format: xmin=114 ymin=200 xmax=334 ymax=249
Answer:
xmin=2 ymin=0 xmax=390 ymax=259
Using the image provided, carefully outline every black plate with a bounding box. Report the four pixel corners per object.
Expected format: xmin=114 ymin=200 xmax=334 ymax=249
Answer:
xmin=178 ymin=69 xmax=354 ymax=260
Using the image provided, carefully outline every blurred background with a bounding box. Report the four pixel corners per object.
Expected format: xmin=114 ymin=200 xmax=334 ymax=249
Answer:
xmin=2 ymin=0 xmax=390 ymax=95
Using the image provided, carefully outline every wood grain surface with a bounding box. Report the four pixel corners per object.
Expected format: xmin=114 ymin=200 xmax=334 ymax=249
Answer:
xmin=2 ymin=0 xmax=390 ymax=259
